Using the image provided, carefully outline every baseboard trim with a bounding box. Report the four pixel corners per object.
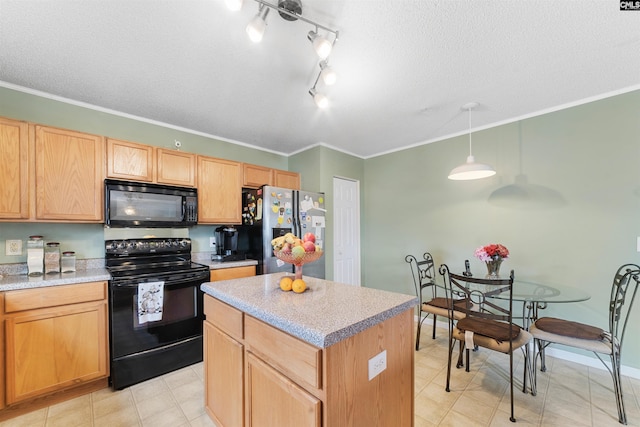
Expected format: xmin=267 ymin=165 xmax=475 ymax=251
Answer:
xmin=418 ymin=315 xmax=640 ymax=380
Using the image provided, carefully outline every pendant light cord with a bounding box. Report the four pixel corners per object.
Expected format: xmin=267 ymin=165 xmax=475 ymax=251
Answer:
xmin=468 ymin=106 xmax=473 ymax=158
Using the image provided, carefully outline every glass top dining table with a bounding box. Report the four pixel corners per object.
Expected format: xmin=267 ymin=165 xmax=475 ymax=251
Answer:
xmin=441 ymin=278 xmax=591 ymax=329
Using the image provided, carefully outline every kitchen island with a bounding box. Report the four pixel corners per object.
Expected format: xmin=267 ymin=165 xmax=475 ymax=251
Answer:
xmin=201 ymin=273 xmax=417 ymax=427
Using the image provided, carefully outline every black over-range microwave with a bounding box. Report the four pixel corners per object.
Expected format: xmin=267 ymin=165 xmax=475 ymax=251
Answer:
xmin=104 ymin=179 xmax=198 ymax=227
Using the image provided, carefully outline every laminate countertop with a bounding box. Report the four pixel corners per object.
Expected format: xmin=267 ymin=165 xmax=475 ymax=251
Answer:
xmin=201 ymin=272 xmax=417 ymax=348
xmin=0 ymin=268 xmax=111 ymax=292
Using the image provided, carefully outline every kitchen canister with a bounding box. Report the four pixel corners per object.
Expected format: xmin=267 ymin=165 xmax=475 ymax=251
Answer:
xmin=61 ymin=251 xmax=76 ymax=273
xmin=27 ymin=235 xmax=44 ymax=276
xmin=45 ymin=242 xmax=61 ymax=274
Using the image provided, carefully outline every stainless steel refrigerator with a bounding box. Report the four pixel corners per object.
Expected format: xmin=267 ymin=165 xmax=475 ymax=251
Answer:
xmin=239 ymin=186 xmax=326 ymax=279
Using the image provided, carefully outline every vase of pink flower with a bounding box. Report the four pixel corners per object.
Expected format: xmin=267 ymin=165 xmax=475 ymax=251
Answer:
xmin=474 ymin=244 xmax=509 ymax=278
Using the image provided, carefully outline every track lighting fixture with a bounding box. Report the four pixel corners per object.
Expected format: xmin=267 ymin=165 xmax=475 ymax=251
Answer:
xmin=227 ymin=0 xmax=339 ymax=108
xmin=246 ymin=5 xmax=270 ymax=43
xmin=448 ymin=103 xmax=497 ymax=181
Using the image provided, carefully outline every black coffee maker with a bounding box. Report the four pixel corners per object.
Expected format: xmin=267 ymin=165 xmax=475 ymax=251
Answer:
xmin=213 ymin=226 xmax=245 ymax=261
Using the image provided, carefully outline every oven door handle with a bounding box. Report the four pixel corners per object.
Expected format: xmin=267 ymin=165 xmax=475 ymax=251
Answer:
xmin=111 ymin=273 xmax=209 ymax=288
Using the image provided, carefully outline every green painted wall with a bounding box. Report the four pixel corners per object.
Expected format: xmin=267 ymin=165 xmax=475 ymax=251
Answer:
xmin=290 ymin=145 xmax=365 ymax=281
xmin=363 ymin=89 xmax=640 ymax=368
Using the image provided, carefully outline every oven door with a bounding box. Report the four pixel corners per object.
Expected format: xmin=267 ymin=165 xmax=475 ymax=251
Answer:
xmin=109 ymin=269 xmax=207 ymax=359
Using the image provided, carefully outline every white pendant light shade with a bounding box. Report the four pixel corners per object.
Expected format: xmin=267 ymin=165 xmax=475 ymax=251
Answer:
xmin=246 ymin=7 xmax=269 ymax=43
xmin=448 ymin=102 xmax=496 ymax=181
xmin=308 ymin=31 xmax=332 ymax=59
xmin=448 ymin=156 xmax=496 ymax=180
xmin=225 ymin=0 xmax=244 ymax=11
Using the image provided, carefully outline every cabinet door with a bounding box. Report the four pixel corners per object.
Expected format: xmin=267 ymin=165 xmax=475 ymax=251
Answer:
xmin=0 ymin=117 xmax=29 ymax=219
xmin=106 ymin=138 xmax=154 ymax=182
xmin=210 ymin=266 xmax=256 ymax=282
xmin=273 ymin=169 xmax=300 ymax=190
xmin=197 ymin=156 xmax=242 ymax=224
xmin=204 ymin=321 xmax=244 ymax=427
xmin=34 ymin=126 xmax=105 ymax=221
xmin=4 ymin=300 xmax=108 ymax=404
xmin=243 ymin=164 xmax=273 ymax=188
xmin=157 ymin=148 xmax=196 ymax=187
xmin=246 ymin=352 xmax=321 ymax=427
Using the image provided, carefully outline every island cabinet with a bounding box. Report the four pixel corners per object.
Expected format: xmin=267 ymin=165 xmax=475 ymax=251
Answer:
xmin=203 ymin=275 xmax=416 ymax=427
xmin=0 ymin=117 xmax=29 ymax=220
xmin=107 ymin=138 xmax=196 ymax=187
xmin=2 ymin=282 xmax=109 ymax=406
xmin=197 ymin=155 xmax=243 ymax=224
xmin=34 ymin=125 xmax=105 ymax=222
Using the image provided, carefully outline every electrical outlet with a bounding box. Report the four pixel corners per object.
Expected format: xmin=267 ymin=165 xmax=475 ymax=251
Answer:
xmin=368 ymin=350 xmax=387 ymax=380
xmin=6 ymin=239 xmax=22 ymax=256
xmin=209 ymin=237 xmax=217 ymax=249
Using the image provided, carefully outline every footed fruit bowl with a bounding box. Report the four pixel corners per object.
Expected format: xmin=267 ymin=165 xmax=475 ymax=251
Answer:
xmin=274 ymin=249 xmax=324 ymax=279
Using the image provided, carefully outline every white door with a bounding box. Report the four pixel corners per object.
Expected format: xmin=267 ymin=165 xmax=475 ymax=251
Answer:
xmin=333 ymin=177 xmax=361 ymax=286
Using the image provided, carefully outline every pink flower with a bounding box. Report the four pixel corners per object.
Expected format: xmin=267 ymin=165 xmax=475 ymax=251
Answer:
xmin=474 ymin=244 xmax=509 ymax=262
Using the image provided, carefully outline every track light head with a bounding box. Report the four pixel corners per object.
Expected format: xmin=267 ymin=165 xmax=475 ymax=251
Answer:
xmin=309 ymin=88 xmax=329 ymax=109
xmin=319 ymin=60 xmax=337 ymax=85
xmin=246 ymin=6 xmax=270 ymax=43
xmin=225 ymin=0 xmax=244 ymax=11
xmin=308 ymin=30 xmax=332 ymax=59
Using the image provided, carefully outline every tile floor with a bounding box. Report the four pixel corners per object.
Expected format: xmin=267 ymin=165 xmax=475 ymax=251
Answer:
xmin=1 ymin=324 xmax=639 ymax=427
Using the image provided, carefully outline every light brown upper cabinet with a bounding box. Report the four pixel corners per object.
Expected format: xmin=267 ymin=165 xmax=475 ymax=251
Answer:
xmin=34 ymin=125 xmax=105 ymax=222
xmin=106 ymin=138 xmax=154 ymax=182
xmin=243 ymin=164 xmax=301 ymax=190
xmin=197 ymin=155 xmax=242 ymax=224
xmin=107 ymin=138 xmax=196 ymax=187
xmin=274 ymin=169 xmax=300 ymax=190
xmin=0 ymin=117 xmax=29 ymax=219
xmin=156 ymin=148 xmax=196 ymax=187
xmin=242 ymin=163 xmax=273 ymax=188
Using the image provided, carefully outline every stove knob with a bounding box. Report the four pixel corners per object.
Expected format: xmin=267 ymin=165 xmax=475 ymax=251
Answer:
xmin=179 ymin=240 xmax=188 ymax=248
xmin=126 ymin=242 xmax=136 ymax=251
xmin=117 ymin=241 xmax=126 ymax=250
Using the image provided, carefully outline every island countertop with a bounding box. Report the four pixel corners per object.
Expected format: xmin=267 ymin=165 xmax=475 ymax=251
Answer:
xmin=201 ymin=272 xmax=417 ymax=348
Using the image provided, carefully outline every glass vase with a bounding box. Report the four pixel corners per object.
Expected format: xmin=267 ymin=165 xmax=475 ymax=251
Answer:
xmin=485 ymin=259 xmax=502 ymax=278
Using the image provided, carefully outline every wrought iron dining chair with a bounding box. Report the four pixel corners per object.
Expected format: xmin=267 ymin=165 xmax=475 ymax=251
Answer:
xmin=405 ymin=253 xmax=467 ymax=350
xmin=529 ymin=263 xmax=640 ymax=425
xmin=439 ymin=264 xmax=532 ymax=423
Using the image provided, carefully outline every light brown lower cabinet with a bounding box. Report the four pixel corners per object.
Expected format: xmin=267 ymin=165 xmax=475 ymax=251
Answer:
xmin=204 ymin=295 xmax=414 ymax=427
xmin=209 ymin=265 xmax=256 ymax=282
xmin=246 ymin=351 xmax=321 ymax=427
xmin=2 ymin=282 xmax=109 ymax=406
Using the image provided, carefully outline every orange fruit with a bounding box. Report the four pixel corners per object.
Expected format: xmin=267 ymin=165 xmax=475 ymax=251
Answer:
xmin=279 ymin=276 xmax=293 ymax=291
xmin=292 ymin=279 xmax=307 ymax=294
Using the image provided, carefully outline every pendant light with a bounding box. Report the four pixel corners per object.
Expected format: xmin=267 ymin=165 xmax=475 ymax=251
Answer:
xmin=448 ymin=102 xmax=496 ymax=181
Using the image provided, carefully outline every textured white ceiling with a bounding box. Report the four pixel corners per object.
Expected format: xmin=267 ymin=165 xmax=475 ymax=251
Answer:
xmin=1 ymin=0 xmax=639 ymax=158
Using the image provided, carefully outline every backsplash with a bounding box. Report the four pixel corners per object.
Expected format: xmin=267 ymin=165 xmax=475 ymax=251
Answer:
xmin=0 ymin=258 xmax=105 ymax=277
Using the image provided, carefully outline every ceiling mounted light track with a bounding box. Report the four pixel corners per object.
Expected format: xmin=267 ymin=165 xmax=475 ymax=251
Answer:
xmin=227 ymin=0 xmax=339 ymax=108
xmin=448 ymin=102 xmax=497 ymax=181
